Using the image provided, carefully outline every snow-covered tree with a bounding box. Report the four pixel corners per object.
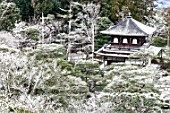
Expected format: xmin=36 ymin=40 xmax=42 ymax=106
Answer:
xmin=0 ymin=1 xmax=20 ymax=31
xmin=130 ymin=48 xmax=154 ymax=66
xmin=58 ymin=2 xmax=100 ymax=61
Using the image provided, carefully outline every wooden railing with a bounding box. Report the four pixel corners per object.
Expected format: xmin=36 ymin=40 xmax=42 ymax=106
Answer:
xmin=104 ymin=44 xmax=140 ymax=51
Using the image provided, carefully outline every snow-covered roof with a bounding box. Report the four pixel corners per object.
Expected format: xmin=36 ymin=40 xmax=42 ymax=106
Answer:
xmin=147 ymin=46 xmax=162 ymax=56
xmin=95 ymin=44 xmax=162 ymax=58
xmin=101 ymin=16 xmax=156 ymax=36
xmin=95 ymin=52 xmax=129 ymax=58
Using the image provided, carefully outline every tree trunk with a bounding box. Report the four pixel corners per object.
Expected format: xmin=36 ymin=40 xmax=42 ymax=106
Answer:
xmin=41 ymin=12 xmax=45 ymax=43
xmin=147 ymin=57 xmax=151 ymax=66
xmin=91 ymin=21 xmax=95 ymax=63
xmin=67 ymin=1 xmax=72 ymax=61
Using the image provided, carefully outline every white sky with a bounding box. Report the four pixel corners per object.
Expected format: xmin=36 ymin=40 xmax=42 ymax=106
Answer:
xmin=156 ymin=0 xmax=170 ymax=9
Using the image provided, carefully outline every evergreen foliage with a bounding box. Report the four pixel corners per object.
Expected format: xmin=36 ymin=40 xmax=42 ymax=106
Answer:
xmin=12 ymin=0 xmax=34 ymax=21
xmin=152 ymin=36 xmax=167 ymax=47
xmin=100 ymin=0 xmax=155 ymax=23
xmin=0 ymin=1 xmax=20 ymax=31
xmin=33 ymin=0 xmax=54 ymax=15
xmin=24 ymin=28 xmax=40 ymax=41
xmin=96 ymin=17 xmax=113 ymax=50
xmin=6 ymin=0 xmax=156 ymax=24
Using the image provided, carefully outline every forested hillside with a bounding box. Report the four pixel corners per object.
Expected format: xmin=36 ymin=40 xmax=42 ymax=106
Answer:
xmin=0 ymin=0 xmax=170 ymax=113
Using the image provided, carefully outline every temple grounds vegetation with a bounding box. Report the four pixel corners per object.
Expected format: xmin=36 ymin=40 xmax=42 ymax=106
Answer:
xmin=0 ymin=44 xmax=170 ymax=112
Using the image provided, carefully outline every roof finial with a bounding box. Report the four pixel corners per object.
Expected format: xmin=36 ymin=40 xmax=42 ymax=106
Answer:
xmin=128 ymin=12 xmax=131 ymax=16
xmin=126 ymin=12 xmax=131 ymax=18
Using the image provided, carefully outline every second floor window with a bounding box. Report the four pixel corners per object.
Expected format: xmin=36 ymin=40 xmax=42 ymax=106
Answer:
xmin=123 ymin=38 xmax=128 ymax=44
xmin=113 ymin=37 xmax=118 ymax=43
xmin=132 ymin=38 xmax=138 ymax=44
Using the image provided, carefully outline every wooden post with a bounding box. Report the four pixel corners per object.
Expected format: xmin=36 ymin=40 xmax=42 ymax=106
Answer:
xmin=119 ymin=36 xmax=121 ymax=50
xmin=129 ymin=37 xmax=131 ymax=50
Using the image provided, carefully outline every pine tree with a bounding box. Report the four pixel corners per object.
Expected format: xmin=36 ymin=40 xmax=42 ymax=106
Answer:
xmin=0 ymin=1 xmax=21 ymax=31
xmin=100 ymin=0 xmax=156 ymax=23
xmin=33 ymin=0 xmax=53 ymax=16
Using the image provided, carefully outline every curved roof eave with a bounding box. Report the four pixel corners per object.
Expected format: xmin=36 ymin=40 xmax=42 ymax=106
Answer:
xmin=131 ymin=18 xmax=156 ymax=35
xmin=100 ymin=31 xmax=148 ymax=36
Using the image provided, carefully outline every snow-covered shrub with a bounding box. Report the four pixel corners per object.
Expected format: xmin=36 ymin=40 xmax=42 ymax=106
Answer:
xmin=24 ymin=28 xmax=40 ymax=41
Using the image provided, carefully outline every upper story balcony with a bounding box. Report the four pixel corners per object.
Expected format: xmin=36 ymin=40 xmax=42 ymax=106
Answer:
xmin=104 ymin=44 xmax=140 ymax=52
xmin=103 ymin=42 xmax=150 ymax=53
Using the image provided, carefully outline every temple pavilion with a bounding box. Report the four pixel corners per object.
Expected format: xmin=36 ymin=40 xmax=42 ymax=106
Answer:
xmin=95 ymin=16 xmax=160 ymax=65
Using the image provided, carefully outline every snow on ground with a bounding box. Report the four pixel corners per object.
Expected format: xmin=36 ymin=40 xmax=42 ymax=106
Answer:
xmin=0 ymin=31 xmax=19 ymax=48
